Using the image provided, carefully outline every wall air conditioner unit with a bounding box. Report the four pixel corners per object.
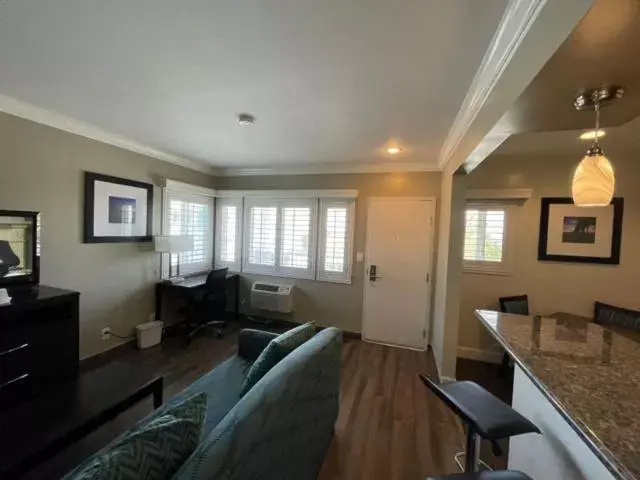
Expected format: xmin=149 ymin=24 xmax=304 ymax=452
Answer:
xmin=250 ymin=281 xmax=295 ymax=313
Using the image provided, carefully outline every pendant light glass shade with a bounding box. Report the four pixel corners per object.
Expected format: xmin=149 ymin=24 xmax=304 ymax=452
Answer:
xmin=571 ymin=152 xmax=615 ymax=207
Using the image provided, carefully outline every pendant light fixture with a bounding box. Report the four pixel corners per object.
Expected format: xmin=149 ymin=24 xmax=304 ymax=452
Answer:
xmin=571 ymin=86 xmax=624 ymax=207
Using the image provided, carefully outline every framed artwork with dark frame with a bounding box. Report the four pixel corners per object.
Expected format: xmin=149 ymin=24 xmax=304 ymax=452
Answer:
xmin=537 ymin=197 xmax=623 ymax=265
xmin=84 ymin=172 xmax=153 ymax=243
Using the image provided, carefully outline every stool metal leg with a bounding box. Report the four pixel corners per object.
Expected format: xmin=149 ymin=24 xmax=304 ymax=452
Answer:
xmin=465 ymin=429 xmax=481 ymax=472
xmin=454 ymin=427 xmax=492 ymax=473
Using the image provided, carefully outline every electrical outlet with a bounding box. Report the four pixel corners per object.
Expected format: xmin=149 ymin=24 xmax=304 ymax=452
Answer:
xmin=101 ymin=327 xmax=111 ymax=341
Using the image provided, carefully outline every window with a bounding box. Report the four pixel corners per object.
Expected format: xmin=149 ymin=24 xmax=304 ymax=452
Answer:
xmin=214 ymin=190 xmax=357 ymax=283
xmin=317 ymin=199 xmax=355 ymax=283
xmin=463 ymin=204 xmax=511 ymax=274
xmin=162 ymin=189 xmax=214 ymax=277
xmin=214 ymin=197 xmax=242 ymax=272
xmin=242 ymin=198 xmax=317 ymax=279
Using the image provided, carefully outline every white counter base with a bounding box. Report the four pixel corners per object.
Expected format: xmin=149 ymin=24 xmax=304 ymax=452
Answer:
xmin=509 ymin=365 xmax=615 ymax=480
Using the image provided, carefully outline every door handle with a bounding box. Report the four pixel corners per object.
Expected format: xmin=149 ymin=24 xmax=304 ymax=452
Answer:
xmin=368 ymin=265 xmax=382 ymax=282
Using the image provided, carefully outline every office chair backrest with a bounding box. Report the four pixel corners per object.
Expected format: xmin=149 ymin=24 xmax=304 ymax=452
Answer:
xmin=205 ymin=267 xmax=229 ymax=294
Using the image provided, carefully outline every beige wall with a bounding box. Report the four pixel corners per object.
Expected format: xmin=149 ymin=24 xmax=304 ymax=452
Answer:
xmin=215 ymin=172 xmax=442 ymax=333
xmin=0 ymin=112 xmax=214 ymax=358
xmin=459 ymin=153 xmax=640 ymax=359
xmin=432 ymin=169 xmax=467 ymax=378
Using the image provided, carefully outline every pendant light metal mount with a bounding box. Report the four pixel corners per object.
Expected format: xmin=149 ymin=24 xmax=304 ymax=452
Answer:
xmin=573 ymin=86 xmax=624 ymax=111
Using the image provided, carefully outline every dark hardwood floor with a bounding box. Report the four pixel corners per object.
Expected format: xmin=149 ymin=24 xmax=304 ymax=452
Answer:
xmin=28 ymin=325 xmax=512 ymax=479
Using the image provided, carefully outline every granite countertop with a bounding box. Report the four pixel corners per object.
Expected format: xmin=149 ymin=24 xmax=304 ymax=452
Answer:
xmin=475 ymin=309 xmax=640 ymax=480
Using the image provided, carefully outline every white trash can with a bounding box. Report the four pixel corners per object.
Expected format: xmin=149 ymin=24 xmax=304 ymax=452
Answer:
xmin=136 ymin=321 xmax=164 ymax=349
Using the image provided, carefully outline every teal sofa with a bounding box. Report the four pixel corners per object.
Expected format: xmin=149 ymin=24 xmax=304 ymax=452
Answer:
xmin=70 ymin=326 xmax=342 ymax=480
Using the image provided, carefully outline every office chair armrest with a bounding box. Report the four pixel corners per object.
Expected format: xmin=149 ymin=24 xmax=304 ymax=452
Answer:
xmin=238 ymin=329 xmax=279 ymax=361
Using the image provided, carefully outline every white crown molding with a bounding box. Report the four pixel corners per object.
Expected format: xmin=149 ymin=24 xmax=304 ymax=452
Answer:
xmin=217 ymin=189 xmax=358 ymax=199
xmin=437 ymin=0 xmax=548 ymax=169
xmin=0 ymin=94 xmax=216 ymax=175
xmin=217 ymin=161 xmax=440 ymax=177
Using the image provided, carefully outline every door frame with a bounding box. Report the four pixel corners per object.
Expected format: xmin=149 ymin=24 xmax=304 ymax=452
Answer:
xmin=362 ymin=197 xmax=437 ymax=351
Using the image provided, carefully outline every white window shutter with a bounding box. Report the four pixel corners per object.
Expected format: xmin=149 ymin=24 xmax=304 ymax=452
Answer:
xmin=463 ymin=207 xmax=506 ymax=262
xmin=162 ymin=189 xmax=214 ymax=277
xmin=317 ymin=199 xmax=355 ymax=283
xmin=243 ymin=200 xmax=278 ymax=274
xmin=214 ymin=197 xmax=242 ymax=272
xmin=278 ymin=199 xmax=316 ymax=279
xmin=242 ymin=198 xmax=316 ymax=279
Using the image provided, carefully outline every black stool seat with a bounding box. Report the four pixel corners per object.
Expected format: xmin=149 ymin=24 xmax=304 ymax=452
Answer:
xmin=419 ymin=374 xmax=540 ymax=472
xmin=433 ymin=380 xmax=539 ymax=441
xmin=420 ymin=375 xmax=540 ymax=442
xmin=427 ymin=470 xmax=532 ymax=480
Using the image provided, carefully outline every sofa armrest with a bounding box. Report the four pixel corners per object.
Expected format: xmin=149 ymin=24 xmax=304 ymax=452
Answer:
xmin=238 ymin=329 xmax=279 ymax=361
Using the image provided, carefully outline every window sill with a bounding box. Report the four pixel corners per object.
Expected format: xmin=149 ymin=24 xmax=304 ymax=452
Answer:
xmin=242 ymin=267 xmax=315 ymax=282
xmin=463 ymin=266 xmax=512 ymax=277
xmin=237 ymin=267 xmax=352 ymax=285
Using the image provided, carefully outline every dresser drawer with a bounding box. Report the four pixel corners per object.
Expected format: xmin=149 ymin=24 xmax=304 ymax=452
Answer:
xmin=0 ymin=341 xmax=31 ymax=384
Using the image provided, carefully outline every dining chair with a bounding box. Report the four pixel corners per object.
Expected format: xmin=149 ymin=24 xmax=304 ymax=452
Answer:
xmin=497 ymin=295 xmax=530 ymax=377
xmin=499 ymin=295 xmax=530 ymax=316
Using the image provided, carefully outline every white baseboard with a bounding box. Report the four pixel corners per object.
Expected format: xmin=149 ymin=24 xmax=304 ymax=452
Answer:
xmin=457 ymin=346 xmax=503 ymax=364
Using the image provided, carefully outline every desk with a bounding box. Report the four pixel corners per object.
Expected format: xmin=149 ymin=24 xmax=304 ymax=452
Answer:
xmin=0 ymin=362 xmax=162 ymax=477
xmin=155 ymin=272 xmax=240 ymax=322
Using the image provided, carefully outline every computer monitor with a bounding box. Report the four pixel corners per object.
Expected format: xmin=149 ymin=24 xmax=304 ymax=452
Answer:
xmin=0 ymin=210 xmax=40 ymax=287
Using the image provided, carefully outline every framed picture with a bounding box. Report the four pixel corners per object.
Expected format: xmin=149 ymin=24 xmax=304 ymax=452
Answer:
xmin=84 ymin=172 xmax=153 ymax=243
xmin=537 ymin=197 xmax=624 ymax=265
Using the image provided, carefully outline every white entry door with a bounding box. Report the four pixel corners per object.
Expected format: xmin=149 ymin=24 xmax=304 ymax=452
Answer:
xmin=362 ymin=198 xmax=435 ymax=350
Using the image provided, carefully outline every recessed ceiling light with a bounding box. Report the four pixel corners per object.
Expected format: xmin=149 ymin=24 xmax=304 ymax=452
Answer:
xmin=579 ymin=130 xmax=605 ymax=140
xmin=386 ymin=146 xmax=402 ymax=155
xmin=237 ymin=113 xmax=255 ymax=126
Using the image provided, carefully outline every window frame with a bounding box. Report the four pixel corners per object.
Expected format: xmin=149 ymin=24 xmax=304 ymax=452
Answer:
xmin=214 ymin=197 xmax=243 ymax=272
xmin=214 ymin=190 xmax=357 ymax=283
xmin=462 ymin=201 xmax=514 ymax=276
xmin=161 ymin=186 xmax=215 ymax=278
xmin=241 ymin=197 xmax=318 ymax=280
xmin=316 ymin=198 xmax=355 ymax=284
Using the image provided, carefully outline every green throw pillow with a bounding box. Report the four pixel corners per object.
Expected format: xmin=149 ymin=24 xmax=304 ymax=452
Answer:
xmin=65 ymin=392 xmax=207 ymax=480
xmin=240 ymin=322 xmax=315 ymax=396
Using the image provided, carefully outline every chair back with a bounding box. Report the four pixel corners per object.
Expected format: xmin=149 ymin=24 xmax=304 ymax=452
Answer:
xmin=595 ymin=301 xmax=640 ymax=332
xmin=204 ymin=268 xmax=229 ymax=294
xmin=499 ymin=295 xmax=529 ymax=315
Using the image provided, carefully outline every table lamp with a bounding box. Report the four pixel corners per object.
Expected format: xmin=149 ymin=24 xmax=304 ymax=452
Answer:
xmin=154 ymin=235 xmax=194 ymax=283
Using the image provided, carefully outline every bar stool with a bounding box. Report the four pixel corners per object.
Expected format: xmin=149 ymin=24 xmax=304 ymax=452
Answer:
xmin=418 ymin=373 xmax=540 ymax=473
xmin=427 ymin=471 xmax=532 ymax=479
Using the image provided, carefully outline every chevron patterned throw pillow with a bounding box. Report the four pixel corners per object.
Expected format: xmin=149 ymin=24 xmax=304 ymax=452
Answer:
xmin=66 ymin=392 xmax=207 ymax=480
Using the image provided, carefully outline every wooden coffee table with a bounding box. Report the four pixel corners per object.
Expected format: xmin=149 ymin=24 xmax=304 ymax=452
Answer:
xmin=0 ymin=361 xmax=163 ymax=477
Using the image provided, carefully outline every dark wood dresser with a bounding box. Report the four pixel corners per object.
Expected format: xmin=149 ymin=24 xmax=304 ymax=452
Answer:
xmin=0 ymin=285 xmax=79 ymax=410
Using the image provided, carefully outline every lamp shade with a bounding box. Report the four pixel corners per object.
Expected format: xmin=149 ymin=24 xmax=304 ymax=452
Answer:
xmin=154 ymin=235 xmax=194 ymax=253
xmin=571 ymin=153 xmax=615 ymax=207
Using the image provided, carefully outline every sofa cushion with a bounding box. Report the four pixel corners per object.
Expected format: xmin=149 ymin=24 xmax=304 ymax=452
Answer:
xmin=168 ymin=355 xmax=251 ymax=437
xmin=65 ymin=392 xmax=207 ymax=480
xmin=240 ymin=322 xmax=315 ymax=397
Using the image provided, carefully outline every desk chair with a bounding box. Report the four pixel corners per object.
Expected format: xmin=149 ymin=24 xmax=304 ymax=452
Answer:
xmin=181 ymin=268 xmax=229 ymax=341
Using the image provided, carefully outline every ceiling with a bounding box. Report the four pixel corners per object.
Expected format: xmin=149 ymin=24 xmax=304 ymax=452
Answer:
xmin=0 ymin=0 xmax=510 ymax=172
xmin=495 ymin=114 xmax=640 ymax=157
xmin=497 ymin=0 xmax=640 ymax=134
